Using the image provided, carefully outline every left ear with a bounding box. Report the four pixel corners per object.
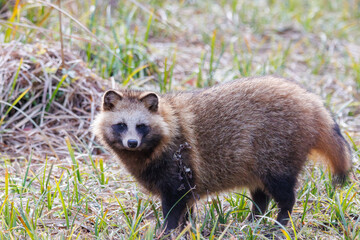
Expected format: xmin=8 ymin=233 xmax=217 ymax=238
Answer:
xmin=139 ymin=92 xmax=159 ymax=112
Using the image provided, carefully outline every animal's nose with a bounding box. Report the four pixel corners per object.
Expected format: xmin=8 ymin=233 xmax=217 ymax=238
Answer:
xmin=127 ymin=139 xmax=138 ymax=148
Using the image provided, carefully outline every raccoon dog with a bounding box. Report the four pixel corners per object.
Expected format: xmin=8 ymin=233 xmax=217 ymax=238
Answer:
xmin=93 ymin=76 xmax=352 ymax=232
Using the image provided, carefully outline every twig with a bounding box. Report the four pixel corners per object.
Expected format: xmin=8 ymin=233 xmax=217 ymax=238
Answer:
xmin=58 ymin=0 xmax=65 ymax=69
xmin=173 ymin=142 xmax=200 ymax=219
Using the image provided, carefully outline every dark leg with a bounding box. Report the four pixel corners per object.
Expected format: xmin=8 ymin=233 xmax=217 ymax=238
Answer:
xmin=247 ymin=188 xmax=271 ymax=221
xmin=275 ymin=193 xmax=295 ymax=226
xmin=263 ymin=174 xmax=297 ymax=226
xmin=161 ymin=192 xmax=189 ymax=232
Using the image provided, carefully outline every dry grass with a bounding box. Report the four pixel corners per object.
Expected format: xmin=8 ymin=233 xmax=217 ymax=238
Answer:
xmin=0 ymin=41 xmax=107 ymax=160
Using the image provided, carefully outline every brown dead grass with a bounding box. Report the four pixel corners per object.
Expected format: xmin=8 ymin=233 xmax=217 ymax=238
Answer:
xmin=0 ymin=41 xmax=109 ymax=161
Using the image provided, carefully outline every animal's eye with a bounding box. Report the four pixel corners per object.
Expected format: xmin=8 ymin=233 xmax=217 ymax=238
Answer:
xmin=136 ymin=124 xmax=146 ymax=130
xmin=112 ymin=122 xmax=127 ymax=133
xmin=136 ymin=124 xmax=150 ymax=135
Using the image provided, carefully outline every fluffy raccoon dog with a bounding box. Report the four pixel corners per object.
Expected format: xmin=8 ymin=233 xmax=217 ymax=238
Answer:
xmin=92 ymin=76 xmax=352 ymax=232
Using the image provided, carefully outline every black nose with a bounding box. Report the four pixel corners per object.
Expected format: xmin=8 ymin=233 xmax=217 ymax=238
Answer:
xmin=127 ymin=139 xmax=138 ymax=148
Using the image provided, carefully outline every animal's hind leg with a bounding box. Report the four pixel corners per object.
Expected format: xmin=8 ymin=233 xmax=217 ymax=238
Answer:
xmin=247 ymin=188 xmax=271 ymax=221
xmin=263 ymin=173 xmax=296 ymax=226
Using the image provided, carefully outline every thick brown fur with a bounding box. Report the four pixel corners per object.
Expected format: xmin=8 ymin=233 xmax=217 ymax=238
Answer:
xmin=93 ymin=76 xmax=352 ymax=231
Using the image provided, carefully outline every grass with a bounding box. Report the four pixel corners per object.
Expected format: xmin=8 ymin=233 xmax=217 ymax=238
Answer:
xmin=0 ymin=0 xmax=360 ymax=239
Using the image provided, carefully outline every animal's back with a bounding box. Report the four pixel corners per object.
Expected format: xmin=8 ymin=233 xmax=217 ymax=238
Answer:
xmin=168 ymin=76 xmax=345 ymax=195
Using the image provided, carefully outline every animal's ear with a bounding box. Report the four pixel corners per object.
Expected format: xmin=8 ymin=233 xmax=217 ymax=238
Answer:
xmin=102 ymin=90 xmax=122 ymax=111
xmin=140 ymin=92 xmax=159 ymax=112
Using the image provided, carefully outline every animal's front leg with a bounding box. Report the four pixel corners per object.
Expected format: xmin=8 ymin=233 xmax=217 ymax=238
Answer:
xmin=161 ymin=190 xmax=189 ymax=232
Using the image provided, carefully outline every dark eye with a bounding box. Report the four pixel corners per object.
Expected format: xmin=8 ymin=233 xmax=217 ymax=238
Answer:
xmin=112 ymin=122 xmax=127 ymax=133
xmin=136 ymin=124 xmax=150 ymax=136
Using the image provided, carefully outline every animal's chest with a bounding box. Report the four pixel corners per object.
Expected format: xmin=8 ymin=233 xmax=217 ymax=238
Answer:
xmin=138 ymin=146 xmax=195 ymax=196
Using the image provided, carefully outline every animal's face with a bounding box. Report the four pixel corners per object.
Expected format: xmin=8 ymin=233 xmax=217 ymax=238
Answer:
xmin=109 ymin=107 xmax=156 ymax=151
xmin=111 ymin=120 xmax=149 ymax=150
xmin=93 ymin=90 xmax=165 ymax=152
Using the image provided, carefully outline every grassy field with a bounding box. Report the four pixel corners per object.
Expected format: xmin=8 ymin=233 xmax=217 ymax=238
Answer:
xmin=0 ymin=0 xmax=360 ymax=239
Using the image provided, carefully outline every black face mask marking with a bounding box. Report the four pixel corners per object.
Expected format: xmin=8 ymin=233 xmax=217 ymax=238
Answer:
xmin=112 ymin=123 xmax=127 ymax=134
xmin=136 ymin=124 xmax=150 ymax=137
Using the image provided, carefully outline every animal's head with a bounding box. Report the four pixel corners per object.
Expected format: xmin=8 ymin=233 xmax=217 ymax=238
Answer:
xmin=93 ymin=90 xmax=171 ymax=153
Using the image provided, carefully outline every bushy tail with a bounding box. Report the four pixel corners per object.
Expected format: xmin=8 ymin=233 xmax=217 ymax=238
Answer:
xmin=313 ymin=122 xmax=352 ymax=186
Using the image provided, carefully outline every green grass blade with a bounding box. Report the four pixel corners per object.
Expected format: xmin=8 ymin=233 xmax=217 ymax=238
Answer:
xmin=123 ymin=64 xmax=148 ymax=86
xmin=0 ymin=87 xmax=30 ymax=127
xmin=114 ymin=194 xmax=132 ymax=227
xmin=65 ymin=137 xmax=81 ymax=183
xmin=9 ymin=57 xmax=23 ymax=97
xmin=168 ymin=51 xmax=176 ymax=92
xmin=41 ymin=156 xmax=48 ymax=194
xmin=18 ymin=206 xmax=35 ymax=240
xmin=144 ymin=10 xmax=153 ymax=42
xmin=0 ymin=195 xmax=8 ymax=215
xmin=4 ymin=168 xmax=9 ymax=223
xmin=21 ymin=154 xmax=32 ymax=194
xmin=4 ymin=0 xmax=21 ymax=42
xmin=99 ymin=158 xmax=105 ymax=185
xmin=209 ymin=216 xmax=219 ymax=239
xmin=46 ymin=74 xmax=67 ymax=112
xmin=17 ymin=214 xmax=35 ymax=240
xmin=162 ymin=58 xmax=168 ymax=93
xmin=208 ymin=29 xmax=217 ymax=86
xmin=54 ymin=173 xmax=69 ymax=229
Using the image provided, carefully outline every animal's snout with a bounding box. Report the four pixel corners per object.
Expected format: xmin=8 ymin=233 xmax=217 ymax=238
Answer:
xmin=127 ymin=139 xmax=138 ymax=148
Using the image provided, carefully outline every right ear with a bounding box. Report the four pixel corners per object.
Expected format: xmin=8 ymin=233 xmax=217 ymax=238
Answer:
xmin=139 ymin=92 xmax=159 ymax=112
xmin=102 ymin=90 xmax=122 ymax=111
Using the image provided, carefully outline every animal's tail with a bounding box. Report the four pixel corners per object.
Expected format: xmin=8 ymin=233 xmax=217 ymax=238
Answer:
xmin=312 ymin=121 xmax=352 ymax=186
